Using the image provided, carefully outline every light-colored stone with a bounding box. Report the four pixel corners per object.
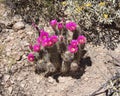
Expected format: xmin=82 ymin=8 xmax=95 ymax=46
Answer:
xmin=21 ymin=81 xmax=26 ymax=88
xmin=13 ymin=15 xmax=22 ymax=22
xmin=4 ymin=74 xmax=10 ymax=82
xmin=48 ymin=77 xmax=55 ymax=83
xmin=13 ymin=22 xmax=25 ymax=31
xmin=8 ymin=86 xmax=13 ymax=94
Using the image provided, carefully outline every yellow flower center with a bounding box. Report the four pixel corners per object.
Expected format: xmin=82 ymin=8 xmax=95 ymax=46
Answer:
xmin=103 ymin=14 xmax=108 ymax=19
xmin=85 ymin=3 xmax=92 ymax=7
xmin=61 ymin=1 xmax=67 ymax=6
xmin=99 ymin=2 xmax=105 ymax=6
xmin=75 ymin=6 xmax=83 ymax=12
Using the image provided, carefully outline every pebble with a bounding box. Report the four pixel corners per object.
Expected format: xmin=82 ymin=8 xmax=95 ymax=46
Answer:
xmin=70 ymin=62 xmax=79 ymax=72
xmin=8 ymin=86 xmax=13 ymax=94
xmin=36 ymin=76 xmax=42 ymax=83
xmin=58 ymin=76 xmax=73 ymax=83
xmin=13 ymin=22 xmax=25 ymax=31
xmin=16 ymin=55 xmax=22 ymax=61
xmin=13 ymin=15 xmax=22 ymax=22
xmin=48 ymin=77 xmax=55 ymax=83
xmin=58 ymin=77 xmax=66 ymax=83
xmin=6 ymin=23 xmax=13 ymax=29
xmin=20 ymin=81 xmax=26 ymax=88
xmin=4 ymin=74 xmax=10 ymax=82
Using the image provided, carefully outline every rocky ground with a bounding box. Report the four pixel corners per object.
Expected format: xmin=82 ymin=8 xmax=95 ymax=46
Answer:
xmin=0 ymin=3 xmax=120 ymax=96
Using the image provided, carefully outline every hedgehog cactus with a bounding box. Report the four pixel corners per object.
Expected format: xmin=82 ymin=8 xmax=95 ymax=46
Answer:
xmin=28 ymin=20 xmax=87 ymax=76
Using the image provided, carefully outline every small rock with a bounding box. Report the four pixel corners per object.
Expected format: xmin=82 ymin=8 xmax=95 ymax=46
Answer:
xmin=16 ymin=55 xmax=22 ymax=61
xmin=4 ymin=74 xmax=10 ymax=82
xmin=58 ymin=77 xmax=68 ymax=83
xmin=17 ymin=76 xmax=23 ymax=82
xmin=22 ymin=54 xmax=27 ymax=60
xmin=59 ymin=77 xmax=72 ymax=83
xmin=21 ymin=81 xmax=26 ymax=88
xmin=70 ymin=62 xmax=79 ymax=72
xmin=13 ymin=22 xmax=25 ymax=31
xmin=6 ymin=23 xmax=13 ymax=29
xmin=13 ymin=15 xmax=22 ymax=22
xmin=8 ymin=86 xmax=13 ymax=94
xmin=84 ymin=77 xmax=89 ymax=81
xmin=36 ymin=76 xmax=41 ymax=83
xmin=48 ymin=77 xmax=55 ymax=83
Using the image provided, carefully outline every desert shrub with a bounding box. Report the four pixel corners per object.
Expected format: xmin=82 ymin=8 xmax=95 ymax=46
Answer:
xmin=6 ymin=0 xmax=65 ymax=23
xmin=63 ymin=0 xmax=120 ymax=49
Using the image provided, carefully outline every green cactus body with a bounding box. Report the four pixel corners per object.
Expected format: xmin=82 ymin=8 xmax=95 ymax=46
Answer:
xmin=46 ymin=44 xmax=62 ymax=71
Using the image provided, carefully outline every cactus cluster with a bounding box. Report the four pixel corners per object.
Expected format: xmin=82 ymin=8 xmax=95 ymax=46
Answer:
xmin=28 ymin=20 xmax=87 ymax=76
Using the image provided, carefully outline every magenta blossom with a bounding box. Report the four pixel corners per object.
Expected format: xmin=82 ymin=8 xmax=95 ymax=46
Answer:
xmin=28 ymin=53 xmax=35 ymax=62
xmin=65 ymin=22 xmax=77 ymax=31
xmin=33 ymin=44 xmax=40 ymax=52
xmin=42 ymin=38 xmax=54 ymax=47
xmin=50 ymin=35 xmax=58 ymax=43
xmin=37 ymin=37 xmax=42 ymax=44
xmin=58 ymin=22 xmax=63 ymax=30
xmin=77 ymin=35 xmax=87 ymax=44
xmin=70 ymin=40 xmax=78 ymax=47
xmin=68 ymin=45 xmax=78 ymax=53
xmin=39 ymin=31 xmax=49 ymax=41
xmin=50 ymin=19 xmax=57 ymax=28
xmin=42 ymin=39 xmax=48 ymax=47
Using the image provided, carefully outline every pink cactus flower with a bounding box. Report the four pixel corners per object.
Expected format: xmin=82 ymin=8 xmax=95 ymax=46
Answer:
xmin=42 ymin=39 xmax=48 ymax=47
xmin=70 ymin=40 xmax=78 ymax=47
xmin=39 ymin=31 xmax=49 ymax=41
xmin=37 ymin=37 xmax=42 ymax=44
xmin=77 ymin=35 xmax=87 ymax=44
xmin=33 ymin=44 xmax=40 ymax=52
xmin=68 ymin=45 xmax=78 ymax=53
xmin=47 ymin=38 xmax=54 ymax=46
xmin=65 ymin=22 xmax=77 ymax=31
xmin=58 ymin=22 xmax=63 ymax=30
xmin=50 ymin=19 xmax=57 ymax=28
xmin=42 ymin=38 xmax=54 ymax=47
xmin=28 ymin=53 xmax=35 ymax=62
xmin=50 ymin=35 xmax=58 ymax=43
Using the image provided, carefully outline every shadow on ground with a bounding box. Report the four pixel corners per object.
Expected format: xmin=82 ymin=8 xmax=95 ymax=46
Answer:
xmin=35 ymin=50 xmax=92 ymax=82
xmin=51 ymin=56 xmax=92 ymax=82
xmin=36 ymin=50 xmax=92 ymax=82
